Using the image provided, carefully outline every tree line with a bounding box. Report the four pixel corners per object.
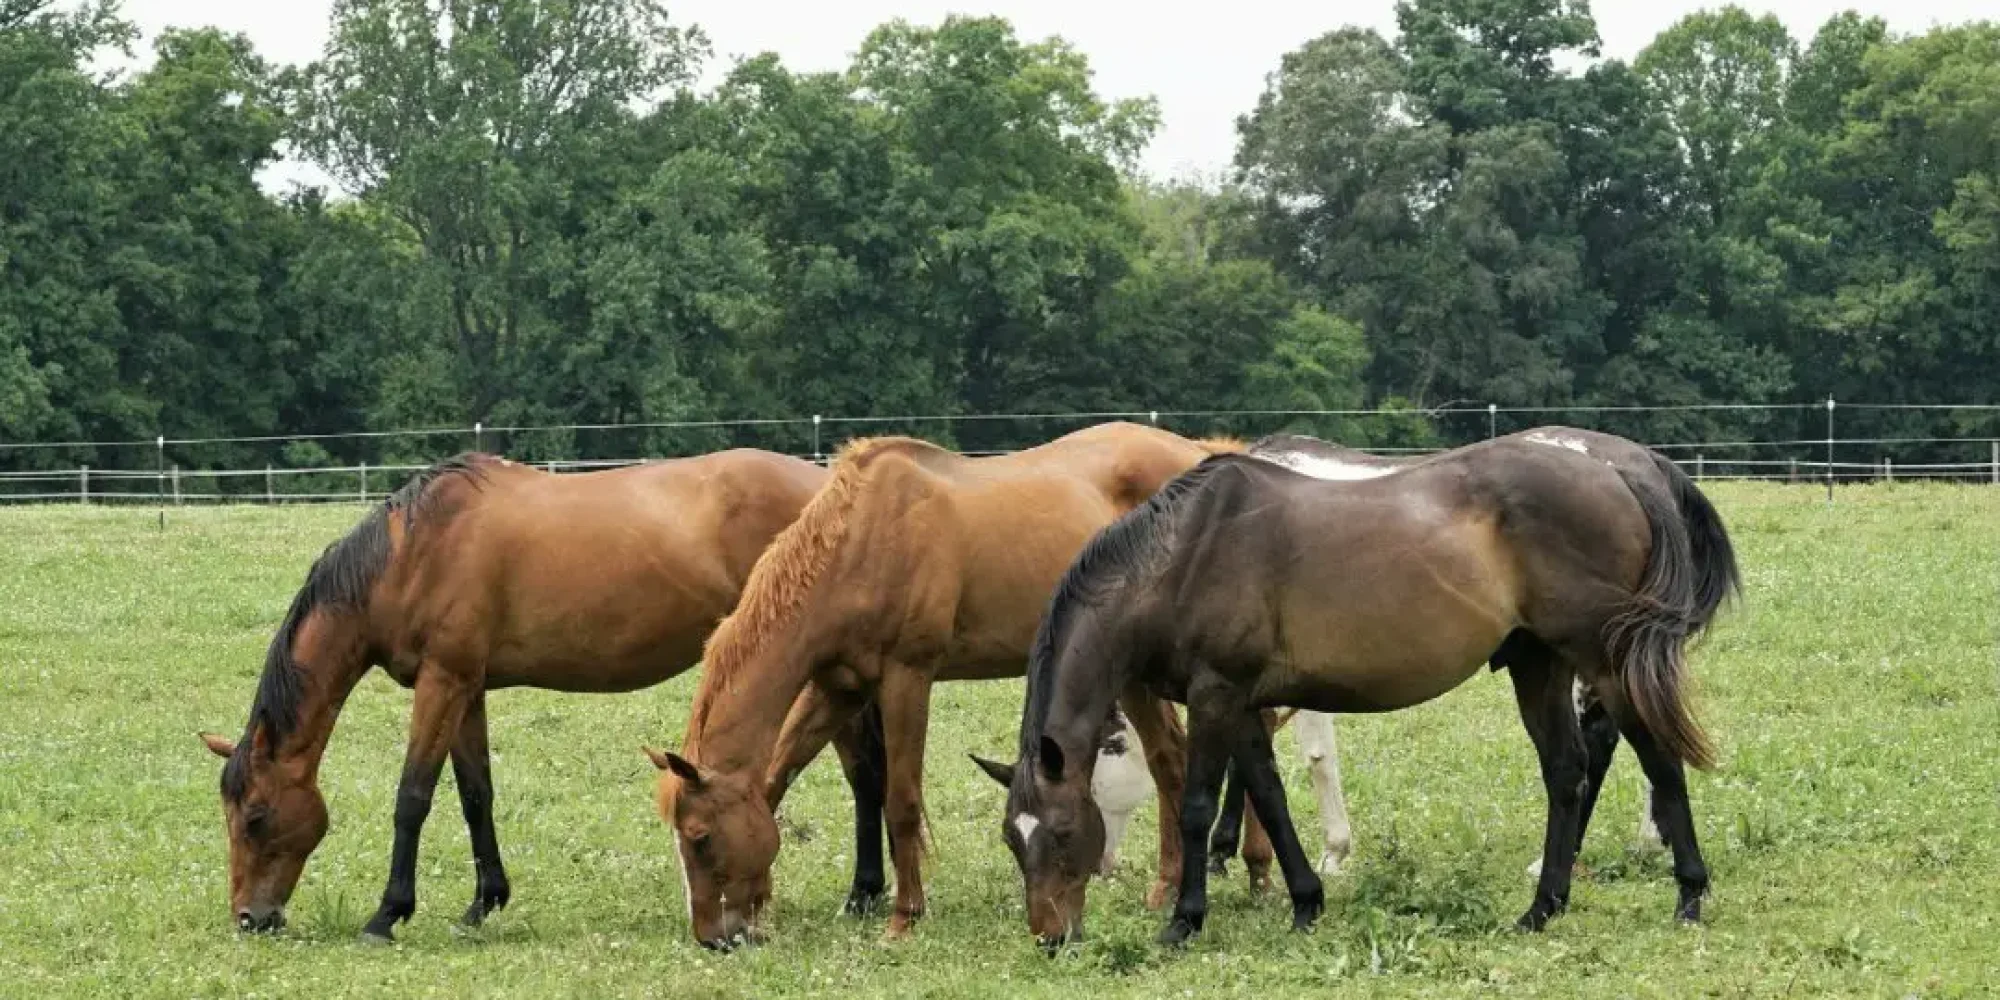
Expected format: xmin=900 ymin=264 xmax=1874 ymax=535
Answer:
xmin=3 ymin=0 xmax=1997 ymax=475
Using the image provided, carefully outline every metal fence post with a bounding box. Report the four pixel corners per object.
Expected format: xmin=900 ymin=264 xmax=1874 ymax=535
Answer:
xmin=171 ymin=465 xmax=181 ymax=505
xmin=1991 ymin=440 xmax=1998 ymax=485
xmin=1487 ymin=403 xmax=1497 ymax=439
xmin=265 ymin=464 xmax=274 ymax=504
xmin=812 ymin=414 xmax=822 ymax=464
xmin=1789 ymin=457 xmax=1798 ymax=484
xmin=1884 ymin=457 xmax=1892 ymax=483
xmin=359 ymin=462 xmax=368 ymax=504
xmin=474 ymin=421 xmax=483 ymax=453
xmin=80 ymin=465 xmax=89 ymax=505
xmin=1824 ymin=397 xmax=1836 ymax=504
xmin=1695 ymin=454 xmax=1704 ymax=482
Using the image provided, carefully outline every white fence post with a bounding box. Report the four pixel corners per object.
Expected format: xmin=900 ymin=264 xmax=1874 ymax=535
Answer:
xmin=1991 ymin=441 xmax=1997 ymax=485
xmin=359 ymin=462 xmax=368 ymax=504
xmin=79 ymin=465 xmax=89 ymax=505
xmin=266 ymin=465 xmax=274 ymax=504
xmin=1695 ymin=454 xmax=1704 ymax=482
xmin=171 ymin=465 xmax=181 ymax=505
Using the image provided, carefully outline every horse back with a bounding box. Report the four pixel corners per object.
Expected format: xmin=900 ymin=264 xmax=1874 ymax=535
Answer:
xmin=369 ymin=450 xmax=826 ymax=691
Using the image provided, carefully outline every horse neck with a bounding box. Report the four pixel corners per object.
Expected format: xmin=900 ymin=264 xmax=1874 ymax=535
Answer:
xmin=1036 ymin=605 xmax=1132 ymax=775
xmin=683 ymin=636 xmax=817 ymax=779
xmin=269 ymin=609 xmax=373 ymax=781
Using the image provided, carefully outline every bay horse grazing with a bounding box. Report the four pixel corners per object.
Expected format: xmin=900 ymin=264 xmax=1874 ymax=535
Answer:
xmin=986 ymin=428 xmax=1737 ymax=948
xmin=196 ymin=450 xmax=855 ymax=941
xmin=644 ymin=422 xmax=1256 ymax=948
xmin=1199 ymin=433 xmax=1664 ymax=881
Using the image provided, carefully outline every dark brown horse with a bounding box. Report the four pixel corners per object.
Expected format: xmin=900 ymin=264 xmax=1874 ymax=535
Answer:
xmin=982 ymin=428 xmax=1738 ymax=948
xmin=196 ymin=449 xmax=854 ymax=941
xmin=646 ymin=422 xmax=1257 ymax=948
xmin=1203 ymin=433 xmax=1665 ymax=881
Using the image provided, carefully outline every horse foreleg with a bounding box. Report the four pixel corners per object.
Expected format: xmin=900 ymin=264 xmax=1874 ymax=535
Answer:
xmin=1292 ymin=710 xmax=1353 ymax=875
xmin=1206 ymin=761 xmax=1247 ymax=874
xmin=450 ymin=691 xmax=510 ymax=927
xmin=1118 ymin=690 xmax=1186 ymax=910
xmin=877 ymin=666 xmax=934 ymax=940
xmin=362 ymin=666 xmax=473 ymax=943
xmin=762 ymin=681 xmax=876 ymax=916
xmin=1228 ymin=707 xmax=1323 ymax=933
xmin=1508 ymin=657 xmax=1587 ymax=932
xmin=831 ymin=700 xmax=890 ymax=917
xmin=1158 ymin=672 xmax=1236 ymax=947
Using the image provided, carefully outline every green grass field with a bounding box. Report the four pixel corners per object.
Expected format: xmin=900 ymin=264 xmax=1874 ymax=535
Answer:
xmin=2 ymin=483 xmax=1996 ymax=998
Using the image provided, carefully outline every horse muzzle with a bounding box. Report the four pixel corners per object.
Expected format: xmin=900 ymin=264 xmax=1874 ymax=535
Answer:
xmin=236 ymin=904 xmax=286 ymax=933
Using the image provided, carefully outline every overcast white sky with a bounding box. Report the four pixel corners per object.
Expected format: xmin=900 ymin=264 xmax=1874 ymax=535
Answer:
xmin=110 ymin=0 xmax=1989 ymax=190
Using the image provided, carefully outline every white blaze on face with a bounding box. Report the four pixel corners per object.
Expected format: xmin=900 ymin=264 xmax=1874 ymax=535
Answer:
xmin=1524 ymin=431 xmax=1590 ymax=455
xmin=672 ymin=833 xmax=693 ymax=922
xmin=1013 ymin=813 xmax=1041 ymax=843
xmin=1262 ymin=450 xmax=1398 ymax=482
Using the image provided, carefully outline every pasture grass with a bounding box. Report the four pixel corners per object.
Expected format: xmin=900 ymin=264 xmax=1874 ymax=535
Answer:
xmin=0 ymin=482 xmax=1996 ymax=998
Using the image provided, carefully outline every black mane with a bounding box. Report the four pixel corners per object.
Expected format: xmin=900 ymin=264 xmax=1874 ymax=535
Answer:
xmin=1016 ymin=454 xmax=1244 ymax=761
xmin=222 ymin=454 xmax=490 ymax=801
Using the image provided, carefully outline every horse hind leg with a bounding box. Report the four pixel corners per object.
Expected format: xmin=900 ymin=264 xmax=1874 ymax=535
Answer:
xmin=1118 ymin=690 xmax=1188 ymax=910
xmin=451 ymin=691 xmax=511 ymax=927
xmin=1225 ymin=707 xmax=1323 ymax=933
xmin=1527 ymin=679 xmax=1620 ymax=879
xmin=1614 ymin=715 xmax=1710 ymax=923
xmin=1292 ymin=710 xmax=1353 ymax=875
xmin=1505 ymin=643 xmax=1589 ymax=932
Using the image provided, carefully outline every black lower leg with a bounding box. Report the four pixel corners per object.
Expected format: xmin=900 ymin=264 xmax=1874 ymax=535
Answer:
xmin=1617 ymin=721 xmax=1709 ymax=923
xmin=364 ymin=758 xmax=446 ymax=941
xmin=838 ymin=700 xmax=890 ymax=916
xmin=452 ymin=748 xmax=510 ymax=925
xmin=1512 ymin=663 xmax=1586 ymax=932
xmin=1161 ymin=677 xmax=1235 ymax=947
xmin=1229 ymin=715 xmax=1323 ymax=932
xmin=1571 ymin=702 xmax=1622 ymax=862
xmin=453 ymin=695 xmax=510 ymax=927
xmin=1207 ymin=760 xmax=1247 ymax=874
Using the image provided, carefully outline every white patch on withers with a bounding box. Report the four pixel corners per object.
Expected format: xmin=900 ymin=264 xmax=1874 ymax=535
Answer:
xmin=672 ymin=833 xmax=694 ymax=922
xmin=1261 ymin=450 xmax=1398 ymax=482
xmin=1524 ymin=431 xmax=1590 ymax=455
xmin=1013 ymin=813 xmax=1042 ymax=843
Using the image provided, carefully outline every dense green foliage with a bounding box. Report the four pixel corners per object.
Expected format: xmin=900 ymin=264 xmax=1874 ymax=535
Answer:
xmin=3 ymin=0 xmax=1998 ymax=471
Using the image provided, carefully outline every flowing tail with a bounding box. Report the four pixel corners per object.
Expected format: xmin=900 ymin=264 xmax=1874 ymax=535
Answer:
xmin=1606 ymin=452 xmax=1741 ymax=770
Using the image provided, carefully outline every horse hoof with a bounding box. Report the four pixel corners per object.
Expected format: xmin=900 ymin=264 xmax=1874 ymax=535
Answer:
xmin=841 ymin=890 xmax=886 ymax=918
xmin=1246 ymin=866 xmax=1274 ymax=896
xmin=1156 ymin=917 xmax=1200 ymax=948
xmin=1206 ymin=854 xmax=1229 ymax=876
xmin=1316 ymin=854 xmax=1346 ymax=876
xmin=359 ymin=930 xmax=395 ymax=946
xmin=1515 ymin=908 xmax=1552 ymax=932
xmin=1675 ymin=898 xmax=1703 ymax=925
xmin=1144 ymin=880 xmax=1177 ymax=910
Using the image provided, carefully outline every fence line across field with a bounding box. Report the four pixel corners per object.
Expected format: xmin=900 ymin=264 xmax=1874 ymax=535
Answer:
xmin=5 ymin=399 xmax=2000 ymax=504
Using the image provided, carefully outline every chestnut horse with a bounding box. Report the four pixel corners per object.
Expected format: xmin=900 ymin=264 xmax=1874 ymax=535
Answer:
xmin=987 ymin=428 xmax=1737 ymax=948
xmin=196 ymin=449 xmax=867 ymax=941
xmin=644 ymin=422 xmax=1256 ymax=948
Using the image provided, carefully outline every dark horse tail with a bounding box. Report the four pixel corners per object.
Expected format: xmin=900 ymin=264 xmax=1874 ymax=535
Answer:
xmin=1607 ymin=451 xmax=1741 ymax=771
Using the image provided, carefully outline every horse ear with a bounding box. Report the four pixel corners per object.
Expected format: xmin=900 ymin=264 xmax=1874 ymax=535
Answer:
xmin=969 ymin=754 xmax=1015 ymax=788
xmin=646 ymin=747 xmax=705 ymax=787
xmin=1037 ymin=736 xmax=1066 ymax=783
xmin=199 ymin=732 xmax=235 ymax=759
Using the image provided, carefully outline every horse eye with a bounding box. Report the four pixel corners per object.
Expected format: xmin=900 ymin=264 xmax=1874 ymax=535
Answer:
xmin=244 ymin=808 xmax=272 ymax=840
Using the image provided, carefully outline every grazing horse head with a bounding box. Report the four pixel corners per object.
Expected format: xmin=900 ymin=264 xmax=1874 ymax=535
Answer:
xmin=975 ymin=736 xmax=1105 ymax=951
xmin=648 ymin=748 xmax=777 ymax=950
xmin=199 ymin=728 xmax=329 ymax=933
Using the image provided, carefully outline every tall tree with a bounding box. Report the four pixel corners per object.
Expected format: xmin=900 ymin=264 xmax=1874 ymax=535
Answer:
xmin=291 ymin=0 xmax=707 ymax=436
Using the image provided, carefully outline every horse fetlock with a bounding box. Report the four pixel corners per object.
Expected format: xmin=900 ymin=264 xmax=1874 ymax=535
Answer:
xmin=841 ymin=884 xmax=887 ymax=917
